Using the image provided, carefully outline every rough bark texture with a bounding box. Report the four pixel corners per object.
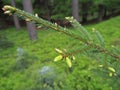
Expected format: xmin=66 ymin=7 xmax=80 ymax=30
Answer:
xmin=23 ymin=0 xmax=38 ymax=40
xmin=72 ymin=0 xmax=79 ymax=21
xmin=11 ymin=0 xmax=20 ymax=30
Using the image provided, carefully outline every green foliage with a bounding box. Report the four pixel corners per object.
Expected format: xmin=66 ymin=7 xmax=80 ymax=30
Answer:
xmin=13 ymin=47 xmax=38 ymax=71
xmin=0 ymin=16 xmax=120 ymax=90
xmin=93 ymin=0 xmax=120 ymax=14
xmin=2 ymin=0 xmax=120 ymax=23
xmin=51 ymin=0 xmax=71 ymax=19
xmin=1 ymin=5 xmax=120 ymax=90
xmin=0 ymin=33 xmax=14 ymax=49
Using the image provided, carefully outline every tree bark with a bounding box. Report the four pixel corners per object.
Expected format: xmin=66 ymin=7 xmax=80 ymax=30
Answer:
xmin=72 ymin=0 xmax=79 ymax=21
xmin=11 ymin=0 xmax=20 ymax=30
xmin=23 ymin=0 xmax=38 ymax=40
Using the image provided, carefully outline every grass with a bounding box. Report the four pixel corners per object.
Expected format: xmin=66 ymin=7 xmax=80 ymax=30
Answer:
xmin=86 ymin=16 xmax=120 ymax=46
xmin=0 ymin=16 xmax=120 ymax=90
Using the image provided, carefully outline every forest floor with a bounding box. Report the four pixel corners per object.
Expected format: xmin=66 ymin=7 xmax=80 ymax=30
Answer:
xmin=0 ymin=16 xmax=120 ymax=90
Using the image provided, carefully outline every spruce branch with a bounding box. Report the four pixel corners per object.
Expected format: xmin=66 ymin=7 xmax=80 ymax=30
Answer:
xmin=61 ymin=46 xmax=92 ymax=58
xmin=2 ymin=5 xmax=120 ymax=61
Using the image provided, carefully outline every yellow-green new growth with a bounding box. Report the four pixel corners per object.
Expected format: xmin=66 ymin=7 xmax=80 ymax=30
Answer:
xmin=54 ymin=55 xmax=63 ymax=62
xmin=2 ymin=5 xmax=16 ymax=15
xmin=66 ymin=57 xmax=72 ymax=68
xmin=108 ymin=67 xmax=115 ymax=73
xmin=55 ymin=48 xmax=63 ymax=54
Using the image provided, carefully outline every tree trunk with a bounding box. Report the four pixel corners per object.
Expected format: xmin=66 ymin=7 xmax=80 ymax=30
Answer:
xmin=23 ymin=0 xmax=38 ymax=40
xmin=72 ymin=0 xmax=79 ymax=21
xmin=11 ymin=0 xmax=20 ymax=30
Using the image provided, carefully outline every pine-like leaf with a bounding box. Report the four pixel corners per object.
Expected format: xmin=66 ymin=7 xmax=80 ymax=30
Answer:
xmin=54 ymin=55 xmax=63 ymax=62
xmin=93 ymin=29 xmax=105 ymax=47
xmin=66 ymin=17 xmax=93 ymax=42
xmin=66 ymin=57 xmax=72 ymax=68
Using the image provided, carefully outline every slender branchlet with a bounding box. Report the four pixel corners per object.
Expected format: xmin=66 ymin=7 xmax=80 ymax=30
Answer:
xmin=2 ymin=5 xmax=120 ymax=61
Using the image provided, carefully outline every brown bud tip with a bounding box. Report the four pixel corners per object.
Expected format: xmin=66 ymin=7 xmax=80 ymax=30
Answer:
xmin=2 ymin=7 xmax=6 ymax=11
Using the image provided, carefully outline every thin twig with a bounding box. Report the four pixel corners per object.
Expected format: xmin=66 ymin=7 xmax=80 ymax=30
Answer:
xmin=3 ymin=5 xmax=120 ymax=61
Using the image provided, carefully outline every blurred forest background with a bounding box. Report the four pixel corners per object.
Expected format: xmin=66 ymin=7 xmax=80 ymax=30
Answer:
xmin=0 ymin=0 xmax=120 ymax=29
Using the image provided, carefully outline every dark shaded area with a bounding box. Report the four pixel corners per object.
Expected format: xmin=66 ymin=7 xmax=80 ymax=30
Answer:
xmin=51 ymin=19 xmax=72 ymax=27
xmin=0 ymin=0 xmax=120 ymax=29
xmin=83 ymin=12 xmax=120 ymax=25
